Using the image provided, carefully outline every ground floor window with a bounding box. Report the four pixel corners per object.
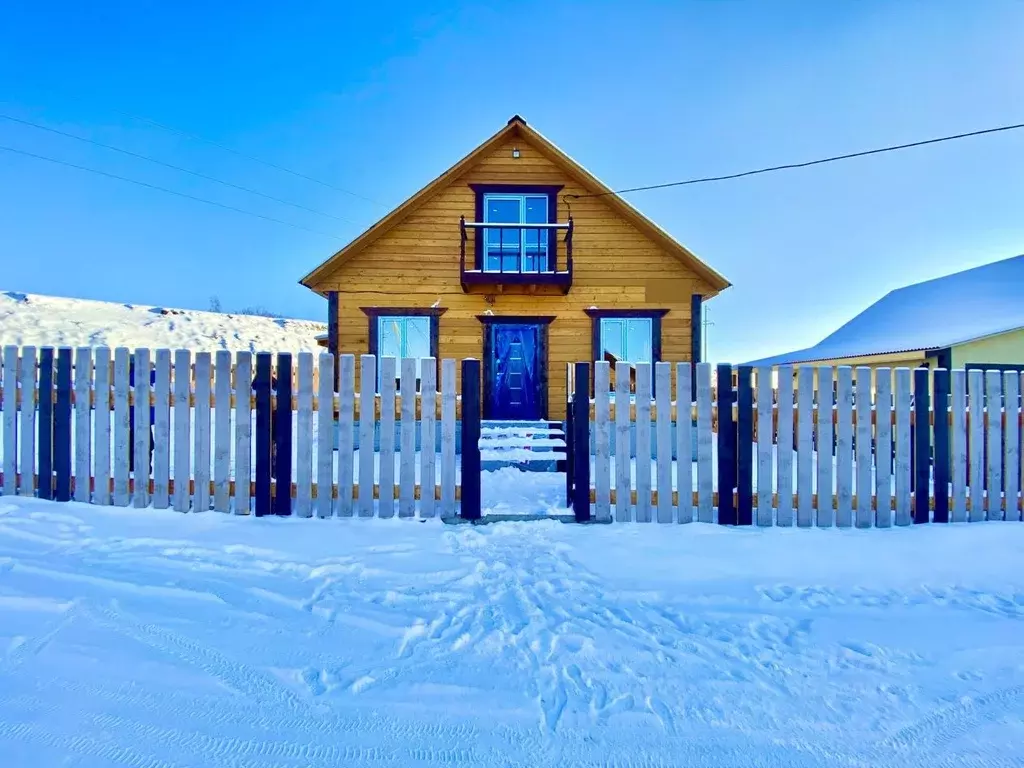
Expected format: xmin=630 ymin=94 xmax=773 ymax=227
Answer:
xmin=361 ymin=307 xmax=446 ymax=390
xmin=599 ymin=317 xmax=653 ymax=365
xmin=584 ymin=308 xmax=668 ymax=394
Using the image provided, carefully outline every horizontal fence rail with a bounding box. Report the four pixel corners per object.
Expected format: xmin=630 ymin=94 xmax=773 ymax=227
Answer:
xmin=0 ymin=346 xmax=464 ymax=518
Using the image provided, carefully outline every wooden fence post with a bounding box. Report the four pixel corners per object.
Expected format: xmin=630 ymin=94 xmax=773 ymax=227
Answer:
xmin=38 ymin=347 xmax=54 ymax=501
xmin=274 ymin=353 xmax=293 ymax=516
xmin=736 ymin=365 xmax=753 ymax=526
xmin=716 ymin=364 xmax=736 ymax=525
xmin=254 ymin=352 xmax=273 ymax=517
xmin=460 ymin=358 xmax=481 ymax=520
xmin=933 ymin=368 xmax=951 ymax=523
xmin=54 ymin=348 xmax=72 ymax=502
xmin=572 ymin=361 xmax=591 ymax=522
xmin=913 ymin=367 xmax=931 ymax=524
xmin=565 ymin=364 xmax=574 ymax=507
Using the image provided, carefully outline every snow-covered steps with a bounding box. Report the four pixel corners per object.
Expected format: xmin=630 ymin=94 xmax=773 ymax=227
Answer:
xmin=479 ymin=420 xmax=566 ymax=472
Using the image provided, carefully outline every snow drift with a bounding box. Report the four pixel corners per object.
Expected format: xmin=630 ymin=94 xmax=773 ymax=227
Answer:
xmin=0 ymin=290 xmax=325 ymax=353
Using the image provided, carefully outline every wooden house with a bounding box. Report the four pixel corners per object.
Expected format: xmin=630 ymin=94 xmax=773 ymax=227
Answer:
xmin=301 ymin=115 xmax=730 ymax=420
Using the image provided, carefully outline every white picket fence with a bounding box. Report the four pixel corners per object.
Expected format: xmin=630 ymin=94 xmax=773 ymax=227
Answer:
xmin=6 ymin=345 xmax=1024 ymax=528
xmin=0 ymin=346 xmax=462 ymax=518
xmin=585 ymin=360 xmax=1024 ymax=527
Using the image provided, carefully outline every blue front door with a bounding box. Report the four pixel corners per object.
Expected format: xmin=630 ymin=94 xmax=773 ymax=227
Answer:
xmin=488 ymin=324 xmax=542 ymax=420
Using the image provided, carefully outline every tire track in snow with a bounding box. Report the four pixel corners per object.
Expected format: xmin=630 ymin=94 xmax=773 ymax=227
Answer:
xmin=874 ymin=684 xmax=1024 ymax=764
xmin=0 ymin=721 xmax=188 ymax=768
xmin=87 ymin=601 xmax=483 ymax=748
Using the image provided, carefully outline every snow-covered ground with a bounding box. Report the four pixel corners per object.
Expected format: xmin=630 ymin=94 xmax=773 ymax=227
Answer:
xmin=1 ymin=496 xmax=1022 ymax=767
xmin=0 ymin=290 xmax=325 ymax=352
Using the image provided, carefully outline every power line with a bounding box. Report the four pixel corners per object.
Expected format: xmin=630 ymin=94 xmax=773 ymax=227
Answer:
xmin=1 ymin=114 xmax=359 ymax=225
xmin=0 ymin=144 xmax=346 ymax=240
xmin=106 ymin=107 xmax=385 ymax=207
xmin=567 ymin=121 xmax=1024 ymax=199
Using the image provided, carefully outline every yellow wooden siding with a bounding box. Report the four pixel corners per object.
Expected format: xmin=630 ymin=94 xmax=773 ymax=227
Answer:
xmin=311 ymin=136 xmax=711 ymax=417
xmin=951 ymin=328 xmax=1024 ymax=368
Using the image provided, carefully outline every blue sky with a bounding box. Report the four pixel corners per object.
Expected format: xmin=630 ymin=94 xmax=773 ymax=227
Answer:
xmin=2 ymin=0 xmax=1022 ymax=362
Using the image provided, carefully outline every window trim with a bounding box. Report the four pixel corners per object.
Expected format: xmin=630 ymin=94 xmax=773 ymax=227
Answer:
xmin=469 ymin=184 xmax=562 ymax=271
xmin=360 ymin=307 xmax=447 ymax=371
xmin=584 ymin=308 xmax=668 ymax=367
xmin=481 ymin=192 xmax=551 ymax=273
xmin=477 ymin=315 xmax=556 ymax=420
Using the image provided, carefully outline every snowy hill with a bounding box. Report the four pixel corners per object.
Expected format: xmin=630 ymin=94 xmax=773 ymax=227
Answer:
xmin=0 ymin=290 xmax=326 ymax=353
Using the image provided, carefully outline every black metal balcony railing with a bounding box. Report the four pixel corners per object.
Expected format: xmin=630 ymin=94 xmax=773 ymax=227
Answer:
xmin=459 ymin=216 xmax=573 ymax=293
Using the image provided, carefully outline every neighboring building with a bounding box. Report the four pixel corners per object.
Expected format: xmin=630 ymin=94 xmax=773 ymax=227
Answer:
xmin=301 ymin=115 xmax=730 ymax=420
xmin=745 ymin=254 xmax=1024 ymax=376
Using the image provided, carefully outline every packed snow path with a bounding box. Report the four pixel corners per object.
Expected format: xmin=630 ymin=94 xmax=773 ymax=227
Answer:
xmin=0 ymin=499 xmax=1022 ymax=767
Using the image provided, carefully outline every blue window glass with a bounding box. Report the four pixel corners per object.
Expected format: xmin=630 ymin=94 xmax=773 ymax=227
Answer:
xmin=483 ymin=194 xmax=549 ymax=273
xmin=599 ymin=318 xmax=652 ymax=364
xmin=378 ymin=315 xmax=431 ymax=389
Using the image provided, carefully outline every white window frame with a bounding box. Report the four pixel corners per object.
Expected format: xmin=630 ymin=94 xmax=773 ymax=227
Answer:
xmin=482 ymin=193 xmax=549 ymax=273
xmin=599 ymin=317 xmax=653 ymax=365
xmin=377 ymin=314 xmax=432 ymax=389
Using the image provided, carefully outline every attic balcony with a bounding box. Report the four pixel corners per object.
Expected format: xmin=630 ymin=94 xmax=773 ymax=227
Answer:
xmin=459 ymin=216 xmax=574 ymax=294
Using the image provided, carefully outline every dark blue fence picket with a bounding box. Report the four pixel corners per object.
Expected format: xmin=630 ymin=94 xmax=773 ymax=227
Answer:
xmin=717 ymin=364 xmax=736 ymax=525
xmin=572 ymin=362 xmax=591 ymax=522
xmin=913 ymin=368 xmax=931 ymax=524
xmin=273 ymin=353 xmax=293 ymax=516
xmin=460 ymin=358 xmax=481 ymax=520
xmin=933 ymin=369 xmax=951 ymax=523
xmin=736 ymin=365 xmax=754 ymax=526
xmin=37 ymin=347 xmax=54 ymax=500
xmin=54 ymin=348 xmax=72 ymax=502
xmin=254 ymin=353 xmax=272 ymax=518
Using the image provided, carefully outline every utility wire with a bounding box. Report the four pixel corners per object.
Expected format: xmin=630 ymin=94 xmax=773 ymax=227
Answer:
xmin=106 ymin=107 xmax=385 ymax=207
xmin=566 ymin=121 xmax=1024 ymax=199
xmin=0 ymin=144 xmax=345 ymax=240
xmin=1 ymin=114 xmax=359 ymax=225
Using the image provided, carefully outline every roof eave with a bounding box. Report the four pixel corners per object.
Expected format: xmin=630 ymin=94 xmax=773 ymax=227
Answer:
xmin=301 ymin=117 xmax=732 ymax=293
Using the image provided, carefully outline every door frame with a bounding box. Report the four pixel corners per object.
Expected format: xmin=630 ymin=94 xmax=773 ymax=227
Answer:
xmin=477 ymin=315 xmax=556 ymax=420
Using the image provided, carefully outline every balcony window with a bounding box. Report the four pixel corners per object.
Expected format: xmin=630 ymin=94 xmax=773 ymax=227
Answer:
xmin=483 ymin=193 xmax=550 ymax=273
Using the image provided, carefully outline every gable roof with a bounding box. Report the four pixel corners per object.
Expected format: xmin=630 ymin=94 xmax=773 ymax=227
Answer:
xmin=745 ymin=254 xmax=1024 ymax=366
xmin=299 ymin=115 xmax=730 ymax=293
